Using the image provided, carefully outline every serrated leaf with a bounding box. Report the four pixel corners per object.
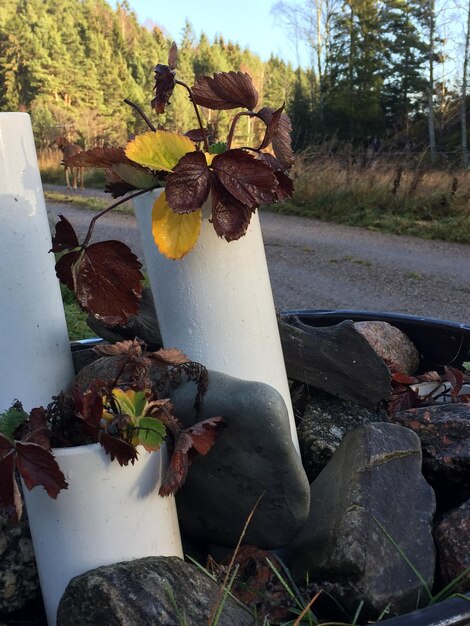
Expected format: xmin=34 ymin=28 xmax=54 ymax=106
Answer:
xmin=51 ymin=215 xmax=80 ymax=252
xmin=149 ymin=348 xmax=189 ymax=366
xmin=73 ymin=241 xmax=143 ymax=324
xmin=388 ymin=385 xmax=421 ymax=415
xmin=211 ymin=179 xmax=253 ymax=241
xmin=64 ymin=146 xmax=130 ymax=169
xmin=125 ymin=131 xmax=195 ymax=172
xmin=0 ymin=446 xmax=22 ymax=522
xmin=137 ymin=416 xmax=166 ymax=452
xmin=112 ymin=389 xmax=148 ymax=418
xmin=259 ymin=104 xmax=284 ymax=150
xmin=98 ymin=431 xmax=138 ymax=466
xmin=185 ymin=128 xmax=208 ymax=143
xmin=191 ymin=71 xmax=258 ymax=111
xmin=16 ymin=442 xmax=68 ymax=498
xmin=445 ymin=366 xmax=464 ymax=399
xmin=392 ymin=372 xmax=419 ymax=385
xmin=152 ymin=191 xmax=202 ymax=260
xmin=165 ymin=152 xmax=212 ymax=213
xmin=257 ymin=107 xmax=294 ymax=171
xmin=27 ymin=407 xmax=51 ymax=450
xmin=184 ymin=416 xmax=225 ymax=455
xmin=212 ymin=149 xmax=277 ymax=208
xmin=209 ymin=142 xmax=227 ymax=154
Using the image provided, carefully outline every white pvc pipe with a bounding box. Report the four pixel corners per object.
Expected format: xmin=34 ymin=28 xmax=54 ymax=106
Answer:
xmin=0 ymin=113 xmax=74 ymax=413
xmin=23 ymin=443 xmax=183 ymax=626
xmin=133 ymin=191 xmax=299 ymax=451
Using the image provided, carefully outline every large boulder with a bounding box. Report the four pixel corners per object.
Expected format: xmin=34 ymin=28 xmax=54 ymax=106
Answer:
xmin=434 ymin=498 xmax=470 ymax=594
xmin=57 ymin=556 xmax=253 ymax=626
xmin=286 ymin=422 xmax=436 ymax=621
xmin=354 ymin=321 xmax=420 ymax=374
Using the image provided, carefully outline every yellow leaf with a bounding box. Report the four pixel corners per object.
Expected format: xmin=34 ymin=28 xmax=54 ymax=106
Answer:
xmin=125 ymin=131 xmax=195 ymax=172
xmin=152 ymin=192 xmax=202 ymax=260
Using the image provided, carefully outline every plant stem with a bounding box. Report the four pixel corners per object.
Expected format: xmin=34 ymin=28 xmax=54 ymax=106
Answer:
xmin=226 ymin=111 xmax=256 ymax=150
xmin=124 ymin=99 xmax=156 ymax=132
xmin=82 ymin=186 xmax=160 ymax=247
xmin=175 ymin=80 xmax=209 ymax=152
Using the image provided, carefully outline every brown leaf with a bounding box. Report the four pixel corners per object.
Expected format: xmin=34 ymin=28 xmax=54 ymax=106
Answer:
xmin=211 ymin=179 xmax=253 ymax=241
xmin=273 ymin=170 xmax=294 ymax=201
xmin=417 ymin=371 xmax=441 ymax=382
xmin=184 ymin=128 xmax=208 ymax=143
xmin=191 ymin=72 xmax=258 ymax=111
xmin=16 ymin=442 xmax=68 ymax=499
xmin=392 ymin=372 xmax=419 ymax=385
xmin=105 ymin=180 xmax=137 ymax=198
xmin=73 ymin=241 xmax=144 ymax=324
xmin=212 ymin=149 xmax=277 ymax=209
xmin=50 ymin=215 xmax=80 ymax=252
xmin=152 ymin=60 xmax=176 ymax=114
xmin=0 ymin=444 xmax=22 ymax=523
xmin=165 ymin=152 xmax=212 ymax=213
xmin=95 ymin=339 xmax=144 ymax=358
xmin=26 ymin=408 xmax=51 ymax=450
xmin=98 ymin=432 xmax=139 ymax=466
xmin=259 ymin=104 xmax=284 ymax=150
xmin=149 ymin=348 xmax=189 ymax=367
xmin=445 ymin=366 xmax=464 ymax=399
xmin=257 ymin=107 xmax=294 ymax=171
xmin=184 ymin=416 xmax=225 ymax=455
xmin=388 ymin=385 xmax=421 ymax=415
xmin=64 ymin=146 xmax=130 ymax=169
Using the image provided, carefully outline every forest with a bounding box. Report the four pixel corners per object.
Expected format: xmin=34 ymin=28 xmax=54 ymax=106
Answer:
xmin=1 ymin=0 xmax=469 ymax=162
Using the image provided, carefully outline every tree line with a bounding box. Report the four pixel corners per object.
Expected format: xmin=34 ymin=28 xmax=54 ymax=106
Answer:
xmin=0 ymin=0 xmax=469 ymax=163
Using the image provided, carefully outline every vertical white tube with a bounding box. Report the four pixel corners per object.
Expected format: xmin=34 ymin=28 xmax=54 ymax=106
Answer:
xmin=134 ymin=191 xmax=299 ymax=451
xmin=0 ymin=113 xmax=75 ymax=413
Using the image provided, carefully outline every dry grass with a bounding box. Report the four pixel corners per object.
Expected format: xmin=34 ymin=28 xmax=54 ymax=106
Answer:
xmin=38 ymin=150 xmax=106 ymax=188
xmin=274 ymin=150 xmax=470 ymax=243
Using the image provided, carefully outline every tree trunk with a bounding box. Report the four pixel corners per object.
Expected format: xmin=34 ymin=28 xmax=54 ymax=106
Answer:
xmin=462 ymin=0 xmax=470 ymax=168
xmin=427 ymin=0 xmax=436 ymax=163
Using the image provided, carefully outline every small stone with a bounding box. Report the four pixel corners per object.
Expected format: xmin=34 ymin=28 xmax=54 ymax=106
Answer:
xmin=298 ymin=390 xmax=387 ymax=481
xmin=286 ymin=422 xmax=436 ymax=621
xmin=354 ymin=321 xmax=420 ymax=374
xmin=434 ymin=499 xmax=470 ymax=594
xmin=57 ymin=556 xmax=253 ymax=626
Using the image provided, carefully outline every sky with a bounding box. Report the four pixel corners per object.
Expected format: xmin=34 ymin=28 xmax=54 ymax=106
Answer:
xmin=124 ymin=0 xmax=306 ymax=67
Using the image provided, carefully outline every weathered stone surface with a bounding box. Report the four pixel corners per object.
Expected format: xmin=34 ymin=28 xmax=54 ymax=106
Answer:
xmin=434 ymin=499 xmax=470 ymax=594
xmin=172 ymin=371 xmax=310 ymax=549
xmin=0 ymin=509 xmax=39 ymax=614
xmin=391 ymin=403 xmax=470 ymax=508
xmin=354 ymin=321 xmax=420 ymax=374
xmin=75 ymin=358 xmax=310 ymax=550
xmin=57 ymin=556 xmax=253 ymax=626
xmin=279 ymin=317 xmax=391 ymax=408
xmin=86 ymin=287 xmax=162 ymax=349
xmin=286 ymin=422 xmax=436 ymax=620
xmin=298 ymin=390 xmax=387 ymax=481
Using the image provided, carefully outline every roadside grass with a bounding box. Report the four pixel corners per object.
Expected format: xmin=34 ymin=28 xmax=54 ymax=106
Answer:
xmin=270 ymin=153 xmax=470 ymax=244
xmin=44 ymin=190 xmax=133 ymax=214
xmin=39 ymin=151 xmax=106 ymax=188
xmin=61 ymin=286 xmax=95 ymax=341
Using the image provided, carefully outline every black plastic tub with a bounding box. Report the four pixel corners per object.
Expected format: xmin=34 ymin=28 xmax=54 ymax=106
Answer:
xmin=280 ymin=309 xmax=470 ymax=373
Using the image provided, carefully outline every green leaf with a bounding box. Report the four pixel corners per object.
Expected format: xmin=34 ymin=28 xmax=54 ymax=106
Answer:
xmin=463 ymin=361 xmax=470 ymax=372
xmin=113 ymin=389 xmax=148 ymax=418
xmin=0 ymin=406 xmax=28 ymax=441
xmin=208 ymin=142 xmax=227 ymax=154
xmin=137 ymin=417 xmax=166 ymax=451
xmin=112 ymin=163 xmax=160 ymax=190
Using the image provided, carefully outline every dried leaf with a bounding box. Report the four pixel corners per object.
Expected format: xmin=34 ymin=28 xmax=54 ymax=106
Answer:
xmin=392 ymin=372 xmax=419 ymax=385
xmin=50 ymin=215 xmax=80 ymax=252
xmin=184 ymin=416 xmax=225 ymax=455
xmin=73 ymin=241 xmax=143 ymax=324
xmin=417 ymin=371 xmax=441 ymax=382
xmin=26 ymin=407 xmax=51 ymax=450
xmin=125 ymin=131 xmax=195 ymax=172
xmin=445 ymin=366 xmax=464 ymax=399
xmin=152 ymin=191 xmax=202 ymax=260
xmin=105 ymin=180 xmax=137 ymax=198
xmin=212 ymin=149 xmax=277 ymax=209
xmin=0 ymin=445 xmax=22 ymax=522
xmin=192 ymin=72 xmax=258 ymax=111
xmin=152 ymin=48 xmax=177 ymax=114
xmin=185 ymin=128 xmax=208 ymax=143
xmin=273 ymin=170 xmax=294 ymax=201
xmin=16 ymin=442 xmax=68 ymax=498
xmin=165 ymin=152 xmax=212 ymax=212
xmin=211 ymin=179 xmax=253 ymax=241
xmin=388 ymin=385 xmax=421 ymax=415
xmin=149 ymin=348 xmax=189 ymax=366
xmin=95 ymin=339 xmax=144 ymax=358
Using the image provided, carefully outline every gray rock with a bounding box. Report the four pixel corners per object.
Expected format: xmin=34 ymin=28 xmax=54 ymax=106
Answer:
xmin=434 ymin=499 xmax=470 ymax=594
xmin=354 ymin=321 xmax=420 ymax=374
xmin=0 ymin=509 xmax=39 ymax=613
xmin=172 ymin=371 xmax=310 ymax=549
xmin=298 ymin=390 xmax=387 ymax=481
xmin=286 ymin=422 xmax=436 ymax=620
xmin=57 ymin=556 xmax=253 ymax=626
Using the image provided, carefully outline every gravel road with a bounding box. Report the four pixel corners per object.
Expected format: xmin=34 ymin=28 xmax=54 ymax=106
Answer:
xmin=44 ymin=185 xmax=470 ymax=324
